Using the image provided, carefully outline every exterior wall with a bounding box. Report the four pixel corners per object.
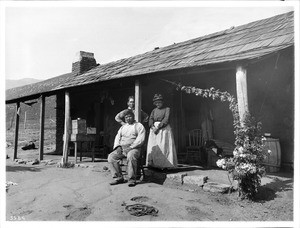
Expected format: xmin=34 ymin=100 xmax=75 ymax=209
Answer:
xmin=247 ymin=48 xmax=294 ymax=169
xmin=63 ymin=84 xmax=137 ymax=152
xmin=180 ymin=70 xmax=236 ymax=145
xmin=54 ymin=48 xmax=294 ymax=168
xmin=142 ymin=72 xmax=236 ymax=164
xmin=55 ymin=92 xmax=65 ymax=154
xmin=142 ymin=78 xmax=179 ymax=147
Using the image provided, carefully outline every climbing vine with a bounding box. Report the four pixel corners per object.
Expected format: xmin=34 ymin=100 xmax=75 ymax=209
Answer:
xmin=173 ymin=82 xmax=268 ymax=200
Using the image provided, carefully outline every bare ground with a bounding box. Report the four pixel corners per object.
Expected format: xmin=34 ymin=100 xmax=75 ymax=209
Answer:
xmin=5 ymin=147 xmax=293 ymax=222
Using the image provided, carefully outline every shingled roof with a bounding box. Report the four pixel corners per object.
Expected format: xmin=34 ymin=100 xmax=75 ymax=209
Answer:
xmin=6 ymin=73 xmax=74 ymax=103
xmin=6 ymin=11 xmax=294 ymax=103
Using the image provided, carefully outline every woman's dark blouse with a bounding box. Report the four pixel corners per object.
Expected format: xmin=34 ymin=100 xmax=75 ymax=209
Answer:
xmin=149 ymin=107 xmax=170 ymax=128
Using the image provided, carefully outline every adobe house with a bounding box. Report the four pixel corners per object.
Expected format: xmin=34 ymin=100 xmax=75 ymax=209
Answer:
xmin=6 ymin=11 xmax=294 ymax=170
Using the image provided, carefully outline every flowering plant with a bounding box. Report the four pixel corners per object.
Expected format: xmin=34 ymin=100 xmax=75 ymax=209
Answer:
xmin=172 ymin=82 xmax=268 ymax=200
xmin=217 ymin=113 xmax=268 ymax=199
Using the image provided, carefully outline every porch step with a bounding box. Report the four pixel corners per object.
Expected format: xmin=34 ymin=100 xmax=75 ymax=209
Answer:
xmin=183 ymin=175 xmax=208 ymax=187
xmin=203 ymin=182 xmax=231 ymax=193
xmin=144 ymin=166 xmax=233 ymax=194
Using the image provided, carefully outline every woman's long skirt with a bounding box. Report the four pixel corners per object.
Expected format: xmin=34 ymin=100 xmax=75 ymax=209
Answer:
xmin=146 ymin=122 xmax=178 ymax=169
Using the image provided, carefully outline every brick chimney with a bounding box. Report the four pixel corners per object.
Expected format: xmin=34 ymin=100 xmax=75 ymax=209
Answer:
xmin=72 ymin=51 xmax=97 ymax=75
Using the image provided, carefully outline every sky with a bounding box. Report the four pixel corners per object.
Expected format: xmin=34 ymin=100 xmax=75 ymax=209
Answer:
xmin=3 ymin=3 xmax=295 ymax=81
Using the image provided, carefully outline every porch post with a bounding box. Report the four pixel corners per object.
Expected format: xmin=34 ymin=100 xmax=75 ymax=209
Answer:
xmin=62 ymin=91 xmax=71 ymax=164
xmin=236 ymin=65 xmax=249 ymax=123
xmin=13 ymin=102 xmax=20 ymax=160
xmin=135 ymin=79 xmax=142 ymax=122
xmin=39 ymin=95 xmax=45 ymax=161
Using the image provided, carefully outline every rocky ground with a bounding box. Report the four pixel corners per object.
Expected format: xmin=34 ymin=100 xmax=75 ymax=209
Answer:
xmin=5 ymin=147 xmax=294 ymax=223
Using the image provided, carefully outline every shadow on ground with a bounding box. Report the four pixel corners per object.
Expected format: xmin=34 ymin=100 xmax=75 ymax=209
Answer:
xmin=6 ymin=165 xmax=42 ymax=172
xmin=148 ymin=164 xmax=204 ymax=173
xmin=254 ymin=174 xmax=293 ymax=202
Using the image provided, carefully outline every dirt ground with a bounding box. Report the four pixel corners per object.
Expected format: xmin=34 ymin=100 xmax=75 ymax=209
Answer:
xmin=5 ymin=147 xmax=294 ymax=223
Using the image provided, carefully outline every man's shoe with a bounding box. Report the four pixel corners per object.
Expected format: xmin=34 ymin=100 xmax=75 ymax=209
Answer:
xmin=109 ymin=178 xmax=125 ymax=185
xmin=128 ymin=180 xmax=136 ymax=187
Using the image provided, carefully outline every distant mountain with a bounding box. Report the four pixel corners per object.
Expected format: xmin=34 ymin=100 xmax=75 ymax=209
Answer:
xmin=6 ymin=78 xmax=41 ymax=90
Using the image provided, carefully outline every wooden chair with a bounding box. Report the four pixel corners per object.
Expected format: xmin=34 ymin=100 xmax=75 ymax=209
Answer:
xmin=186 ymin=129 xmax=203 ymax=164
xmin=206 ymin=139 xmax=235 ymax=168
xmin=120 ymin=154 xmax=145 ymax=181
xmin=211 ymin=139 xmax=235 ymax=157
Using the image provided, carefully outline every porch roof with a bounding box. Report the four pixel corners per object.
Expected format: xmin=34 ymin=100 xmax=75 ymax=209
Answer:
xmin=6 ymin=11 xmax=294 ymax=103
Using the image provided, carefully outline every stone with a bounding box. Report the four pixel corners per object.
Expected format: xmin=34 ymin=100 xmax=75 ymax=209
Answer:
xmin=31 ymin=159 xmax=39 ymax=165
xmin=47 ymin=161 xmax=56 ymax=165
xmin=17 ymin=160 xmax=26 ymax=164
xmin=27 ymin=159 xmax=39 ymax=165
xmin=6 ymin=142 xmax=13 ymax=148
xmin=203 ymin=182 xmax=230 ymax=193
xmin=21 ymin=141 xmax=36 ymax=150
xmin=57 ymin=161 xmax=75 ymax=168
xmin=41 ymin=159 xmax=53 ymax=164
xmin=166 ymin=173 xmax=188 ymax=184
xmin=183 ymin=175 xmax=208 ymax=186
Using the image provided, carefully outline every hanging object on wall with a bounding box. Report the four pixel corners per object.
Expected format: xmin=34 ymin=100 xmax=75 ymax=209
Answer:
xmin=100 ymin=90 xmax=114 ymax=105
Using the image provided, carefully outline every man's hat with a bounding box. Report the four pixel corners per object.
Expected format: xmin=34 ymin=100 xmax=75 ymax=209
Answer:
xmin=153 ymin=93 xmax=163 ymax=102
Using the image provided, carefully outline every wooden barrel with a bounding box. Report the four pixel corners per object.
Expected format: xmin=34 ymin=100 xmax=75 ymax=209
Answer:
xmin=263 ymin=138 xmax=281 ymax=173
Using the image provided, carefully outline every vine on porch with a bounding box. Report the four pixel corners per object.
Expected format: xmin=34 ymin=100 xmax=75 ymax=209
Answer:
xmin=163 ymin=79 xmax=269 ymax=200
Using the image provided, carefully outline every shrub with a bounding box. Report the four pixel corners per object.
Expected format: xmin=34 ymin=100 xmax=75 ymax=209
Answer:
xmin=217 ymin=113 xmax=268 ymax=199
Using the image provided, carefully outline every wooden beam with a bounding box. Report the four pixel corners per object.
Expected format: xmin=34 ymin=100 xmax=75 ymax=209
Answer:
xmin=39 ymin=95 xmax=45 ymax=161
xmin=24 ymin=111 xmax=27 ymax=129
xmin=236 ymin=65 xmax=249 ymax=123
xmin=13 ymin=102 xmax=20 ymax=160
xmin=62 ymin=91 xmax=71 ymax=164
xmin=180 ymin=90 xmax=186 ymax=157
xmin=134 ymin=79 xmax=142 ymax=122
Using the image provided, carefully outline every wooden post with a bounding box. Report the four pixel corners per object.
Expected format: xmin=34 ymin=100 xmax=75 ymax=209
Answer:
xmin=236 ymin=65 xmax=249 ymax=123
xmin=180 ymin=90 xmax=186 ymax=159
xmin=62 ymin=91 xmax=71 ymax=164
xmin=39 ymin=95 xmax=45 ymax=161
xmin=24 ymin=111 xmax=27 ymax=129
xmin=74 ymin=142 xmax=78 ymax=164
xmin=9 ymin=110 xmax=15 ymax=130
xmin=13 ymin=102 xmax=20 ymax=160
xmin=135 ymin=79 xmax=142 ymax=122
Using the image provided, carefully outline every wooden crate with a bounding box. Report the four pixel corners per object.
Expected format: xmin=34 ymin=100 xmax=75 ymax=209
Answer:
xmin=72 ymin=119 xmax=86 ymax=134
xmin=87 ymin=127 xmax=96 ymax=134
xmin=70 ymin=134 xmax=96 ymax=142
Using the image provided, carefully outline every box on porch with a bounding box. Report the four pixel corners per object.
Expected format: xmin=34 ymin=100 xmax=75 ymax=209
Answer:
xmin=72 ymin=119 xmax=86 ymax=134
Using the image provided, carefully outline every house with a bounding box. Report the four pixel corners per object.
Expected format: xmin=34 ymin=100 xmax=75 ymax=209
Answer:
xmin=6 ymin=11 xmax=294 ymax=170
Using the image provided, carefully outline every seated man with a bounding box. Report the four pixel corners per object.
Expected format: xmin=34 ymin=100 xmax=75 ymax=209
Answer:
xmin=108 ymin=109 xmax=146 ymax=187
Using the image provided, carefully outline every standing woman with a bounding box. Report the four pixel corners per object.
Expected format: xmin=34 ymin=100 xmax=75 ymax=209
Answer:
xmin=146 ymin=94 xmax=178 ymax=169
